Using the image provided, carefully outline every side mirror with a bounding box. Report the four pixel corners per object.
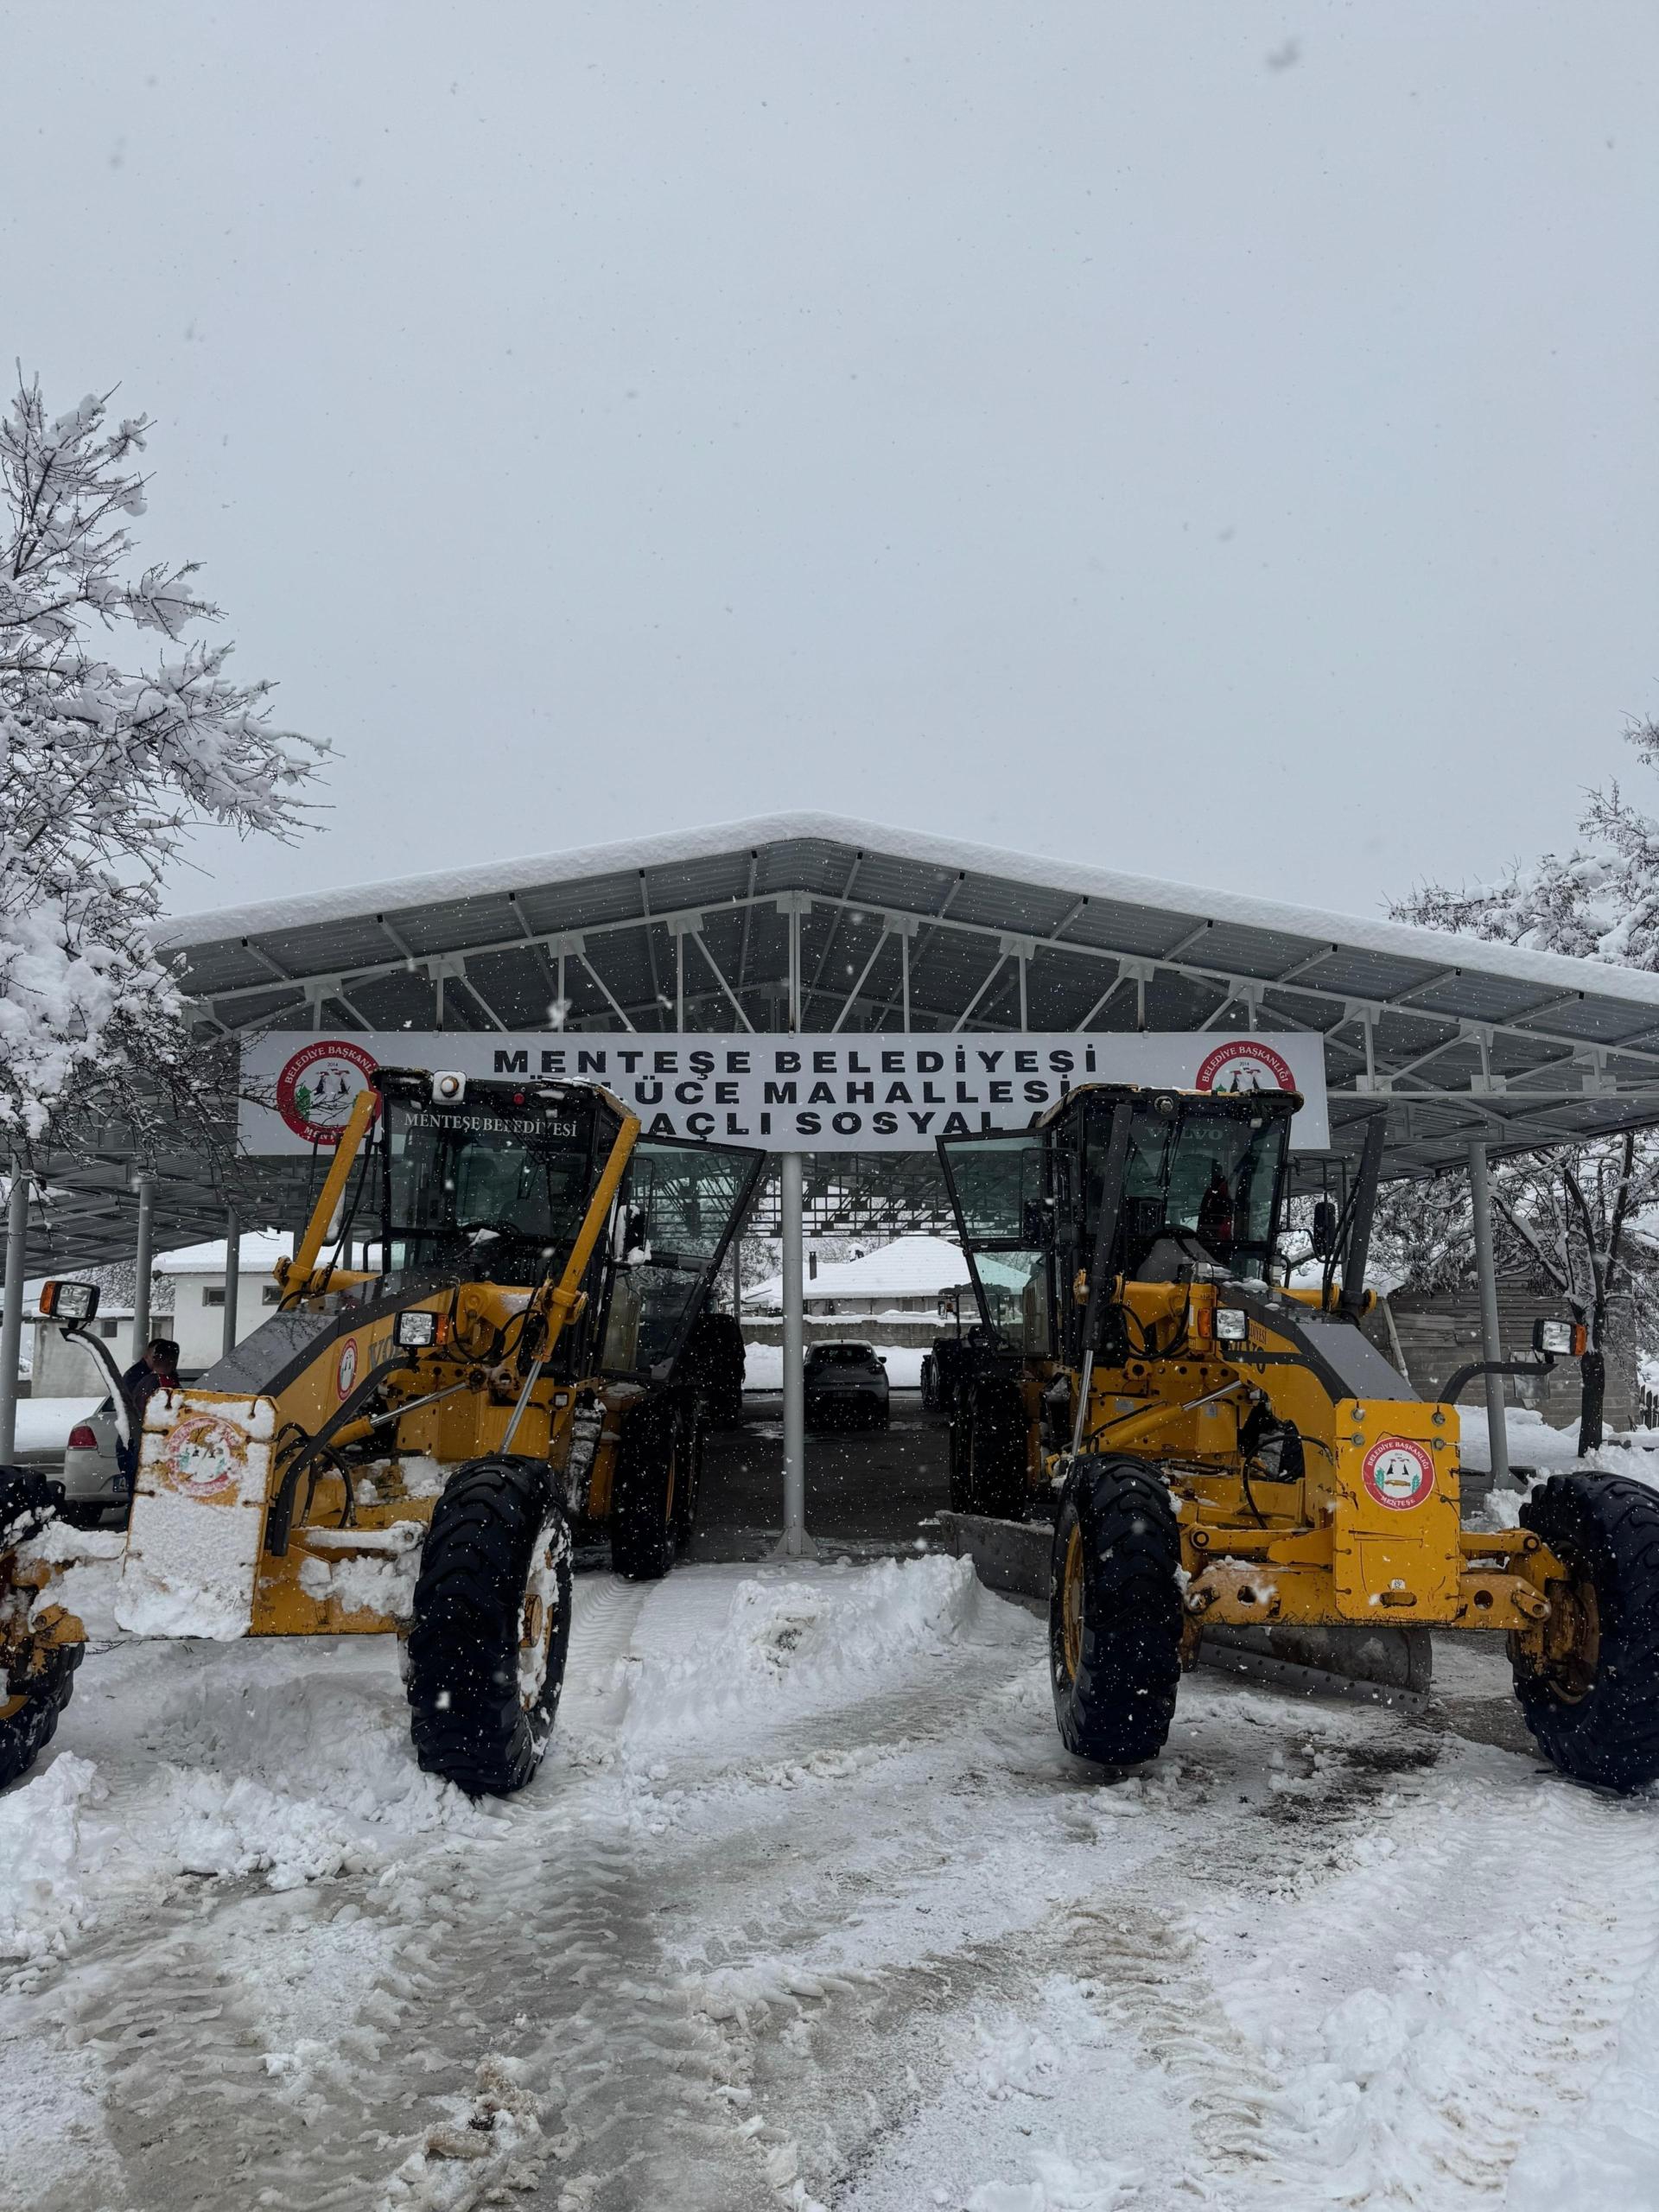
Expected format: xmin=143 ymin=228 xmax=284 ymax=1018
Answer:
xmin=1310 ymin=1201 xmax=1338 ymax=1260
xmin=40 ymin=1280 xmax=99 ymax=1325
xmin=1534 ymin=1318 xmax=1588 ymax=1357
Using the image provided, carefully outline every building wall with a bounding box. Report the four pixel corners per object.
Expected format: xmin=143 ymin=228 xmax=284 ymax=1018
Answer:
xmin=166 ymin=1271 xmax=285 ymax=1371
xmin=1364 ymin=1287 xmax=1637 ymax=1434
xmin=31 ymin=1316 xmax=140 ymax=1397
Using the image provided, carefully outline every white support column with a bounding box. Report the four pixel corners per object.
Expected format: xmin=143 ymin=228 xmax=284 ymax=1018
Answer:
xmin=0 ymin=1163 xmax=29 ymax=1461
xmin=775 ymin=1150 xmax=816 ymax=1560
xmin=1467 ymin=1141 xmax=1510 ymax=1485
xmin=221 ymin=1206 xmax=241 ymax=1359
xmin=901 ymin=927 xmax=911 ymax=1028
xmin=131 ymin=1171 xmax=155 ymax=1351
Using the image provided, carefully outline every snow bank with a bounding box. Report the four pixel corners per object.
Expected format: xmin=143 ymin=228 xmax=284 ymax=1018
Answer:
xmin=0 ymin=1752 xmax=104 ymax=1961
xmin=623 ymin=1555 xmax=995 ymax=1742
xmin=0 ymin=1643 xmax=487 ymax=1967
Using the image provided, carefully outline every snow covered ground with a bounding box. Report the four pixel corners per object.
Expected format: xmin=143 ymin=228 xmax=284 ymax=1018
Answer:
xmin=4 ymin=1547 xmax=1659 ymax=2211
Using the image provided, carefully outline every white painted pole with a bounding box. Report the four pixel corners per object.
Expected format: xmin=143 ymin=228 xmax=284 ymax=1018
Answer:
xmin=778 ymin=1151 xmax=816 ymax=1558
xmin=1467 ymin=1141 xmax=1510 ymax=1485
xmin=0 ymin=1163 xmax=29 ymax=1462
xmin=131 ymin=1171 xmax=155 ymax=1351
xmin=221 ymin=1206 xmax=241 ymax=1358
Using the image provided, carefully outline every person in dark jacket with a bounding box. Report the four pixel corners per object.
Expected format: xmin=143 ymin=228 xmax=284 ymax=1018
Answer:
xmin=117 ymin=1337 xmax=180 ymax=1487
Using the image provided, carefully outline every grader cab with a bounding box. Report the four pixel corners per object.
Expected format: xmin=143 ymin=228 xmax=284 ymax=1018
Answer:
xmin=0 ymin=1069 xmax=759 ymax=1796
xmin=940 ymin=1083 xmax=1659 ymax=1792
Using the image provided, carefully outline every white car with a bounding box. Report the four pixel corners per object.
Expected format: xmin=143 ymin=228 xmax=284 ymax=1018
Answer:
xmin=804 ymin=1341 xmax=891 ymax=1431
xmin=57 ymin=1398 xmax=130 ymax=1528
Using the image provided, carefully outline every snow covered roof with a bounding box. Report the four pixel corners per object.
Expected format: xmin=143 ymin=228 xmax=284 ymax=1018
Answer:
xmin=747 ymin=1234 xmax=970 ymax=1309
xmin=156 ymin=1230 xmax=293 ymax=1276
xmin=149 ymin=811 xmax=1659 ymax=1007
xmin=27 ymin=810 xmax=1659 ymax=1268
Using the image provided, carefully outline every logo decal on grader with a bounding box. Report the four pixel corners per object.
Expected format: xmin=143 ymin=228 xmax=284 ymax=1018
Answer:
xmin=156 ymin=1411 xmax=251 ymax=1503
xmin=335 ymin=1337 xmax=359 ymax=1400
xmin=276 ymin=1038 xmax=379 ymax=1146
xmin=1361 ymin=1435 xmax=1436 ymax=1512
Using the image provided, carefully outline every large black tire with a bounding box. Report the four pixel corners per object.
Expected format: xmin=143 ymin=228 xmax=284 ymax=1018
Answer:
xmin=407 ymin=1458 xmax=572 ymax=1796
xmin=0 ymin=1467 xmax=82 ymax=1791
xmin=610 ymin=1401 xmax=689 ymax=1581
xmin=1513 ymin=1473 xmax=1659 ymax=1791
xmin=1049 ymin=1458 xmax=1183 ymax=1767
xmin=948 ymin=1376 xmax=1029 ymax=1520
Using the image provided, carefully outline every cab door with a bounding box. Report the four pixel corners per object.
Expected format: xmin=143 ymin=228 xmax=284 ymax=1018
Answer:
xmin=600 ymin=1138 xmax=765 ymax=1381
xmin=936 ymin=1129 xmax=1054 ymax=1357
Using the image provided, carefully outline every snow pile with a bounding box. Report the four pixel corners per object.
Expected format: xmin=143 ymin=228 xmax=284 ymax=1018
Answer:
xmin=0 ymin=1644 xmax=486 ymax=1971
xmin=973 ymin=2013 xmax=1062 ymax=2101
xmin=623 ymin=1556 xmax=996 ymax=1742
xmin=297 ymin=1535 xmax=422 ymax=1624
xmin=964 ymin=2148 xmax=1141 ymax=2210
xmin=0 ymin=1752 xmax=104 ymax=1961
xmin=17 ymin=1518 xmax=126 ymax=1636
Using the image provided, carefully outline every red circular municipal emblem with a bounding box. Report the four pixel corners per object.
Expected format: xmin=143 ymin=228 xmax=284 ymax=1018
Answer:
xmin=157 ymin=1412 xmax=247 ymax=1500
xmin=276 ymin=1039 xmax=378 ymax=1145
xmin=336 ymin=1338 xmax=359 ymax=1401
xmin=1361 ymin=1436 xmax=1435 ymax=1512
xmin=1194 ymin=1040 xmax=1297 ymax=1096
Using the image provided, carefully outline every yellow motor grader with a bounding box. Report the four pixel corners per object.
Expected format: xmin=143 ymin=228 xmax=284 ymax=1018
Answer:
xmin=938 ymin=1083 xmax=1659 ymax=1791
xmin=0 ymin=1067 xmax=760 ymax=1796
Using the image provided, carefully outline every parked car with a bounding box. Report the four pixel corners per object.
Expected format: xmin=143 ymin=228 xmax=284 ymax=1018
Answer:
xmin=804 ymin=1341 xmax=889 ymax=1430
xmin=58 ymin=1398 xmax=130 ymax=1529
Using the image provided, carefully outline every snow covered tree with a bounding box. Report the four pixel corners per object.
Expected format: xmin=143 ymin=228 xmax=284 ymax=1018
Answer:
xmin=1391 ymin=716 xmax=1659 ymax=1446
xmin=1394 ymin=714 xmax=1659 ymax=969
xmin=0 ymin=376 xmax=324 ymax=1160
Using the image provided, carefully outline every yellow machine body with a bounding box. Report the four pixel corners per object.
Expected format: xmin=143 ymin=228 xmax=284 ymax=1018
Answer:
xmin=32 ymin=1068 xmax=757 ymax=1651
xmin=939 ymin=1084 xmax=1567 ymax=1675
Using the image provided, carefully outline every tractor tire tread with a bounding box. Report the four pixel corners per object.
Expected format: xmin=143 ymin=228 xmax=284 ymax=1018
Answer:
xmin=1050 ymin=1458 xmax=1182 ymax=1768
xmin=407 ymin=1457 xmax=570 ymax=1797
xmin=1516 ymin=1472 xmax=1659 ymax=1791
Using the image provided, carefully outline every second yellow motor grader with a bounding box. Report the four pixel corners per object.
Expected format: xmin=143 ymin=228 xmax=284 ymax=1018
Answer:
xmin=2 ymin=1067 xmax=760 ymax=1796
xmin=938 ymin=1084 xmax=1659 ymax=1792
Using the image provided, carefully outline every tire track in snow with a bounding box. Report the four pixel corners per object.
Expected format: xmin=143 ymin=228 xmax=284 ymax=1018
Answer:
xmin=19 ymin=1577 xmax=777 ymax=2212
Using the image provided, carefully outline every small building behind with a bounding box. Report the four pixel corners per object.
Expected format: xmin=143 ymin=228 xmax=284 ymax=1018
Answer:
xmin=745 ymin=1235 xmax=971 ymax=1319
xmin=157 ymin=1231 xmax=293 ymax=1373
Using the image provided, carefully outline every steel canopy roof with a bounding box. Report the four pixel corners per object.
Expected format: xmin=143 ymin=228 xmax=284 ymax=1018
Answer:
xmin=23 ymin=812 xmax=1659 ymax=1270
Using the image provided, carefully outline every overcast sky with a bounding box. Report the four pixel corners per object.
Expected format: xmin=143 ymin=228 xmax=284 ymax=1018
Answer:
xmin=6 ymin=3 xmax=1655 ymax=925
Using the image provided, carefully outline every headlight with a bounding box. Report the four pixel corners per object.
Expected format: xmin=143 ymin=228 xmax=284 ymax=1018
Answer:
xmin=1213 ymin=1307 xmax=1249 ymax=1344
xmin=395 ymin=1308 xmax=440 ymax=1350
xmin=430 ymin=1071 xmax=467 ymax=1104
xmin=40 ymin=1280 xmax=99 ymax=1324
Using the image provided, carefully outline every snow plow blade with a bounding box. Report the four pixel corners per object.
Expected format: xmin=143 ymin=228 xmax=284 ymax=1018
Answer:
xmin=936 ymin=1510 xmax=1432 ymax=1711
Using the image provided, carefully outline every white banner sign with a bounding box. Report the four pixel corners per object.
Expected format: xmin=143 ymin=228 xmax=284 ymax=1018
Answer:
xmin=239 ymin=1031 xmax=1330 ymax=1155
